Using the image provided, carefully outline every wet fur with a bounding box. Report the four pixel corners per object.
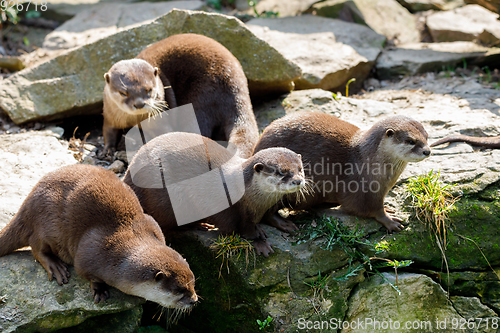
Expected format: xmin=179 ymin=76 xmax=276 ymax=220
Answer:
xmin=0 ymin=164 xmax=197 ymax=307
xmin=253 ymin=112 xmax=431 ymax=232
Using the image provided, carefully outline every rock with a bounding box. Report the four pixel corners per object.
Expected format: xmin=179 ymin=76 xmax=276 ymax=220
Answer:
xmin=446 ymin=271 xmax=500 ymax=313
xmin=0 ymin=251 xmax=144 ymax=333
xmin=239 ymin=0 xmax=319 ymax=17
xmin=344 ymin=273 xmax=498 ymax=333
xmin=311 ymin=0 xmax=420 ymax=44
xmin=0 ymin=10 xmax=301 ymax=125
xmin=247 ymin=15 xmax=385 ymax=93
xmin=166 ymin=223 xmax=363 ymax=333
xmin=376 ymin=41 xmax=500 ymax=79
xmin=254 ymin=89 xmax=342 ymax=131
xmin=451 ymin=296 xmax=498 ymax=319
xmin=426 ymin=4 xmax=500 ymax=44
xmin=396 ymin=0 xmax=465 ymax=12
xmin=0 ymin=130 xmax=77 ymax=228
xmin=43 ymin=1 xmax=205 ymax=50
xmin=56 ymin=307 xmax=142 ymax=333
xmin=465 ymin=0 xmax=500 ymax=13
xmin=107 ymin=160 xmax=125 ymax=174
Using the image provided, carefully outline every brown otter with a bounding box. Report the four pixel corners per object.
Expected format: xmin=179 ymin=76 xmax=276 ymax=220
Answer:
xmin=123 ymin=132 xmax=306 ymax=257
xmin=101 ymin=33 xmax=259 ymax=159
xmin=431 ymin=134 xmax=500 ymax=149
xmin=253 ymin=112 xmax=431 ymax=232
xmin=0 ymin=164 xmax=198 ymax=308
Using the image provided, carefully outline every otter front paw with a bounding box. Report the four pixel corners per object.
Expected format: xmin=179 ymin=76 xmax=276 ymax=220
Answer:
xmin=97 ymin=146 xmax=115 ymax=160
xmin=91 ymin=281 xmax=110 ymax=303
xmin=252 ymin=239 xmax=274 ymax=257
xmin=255 ymin=224 xmax=268 ymax=239
xmin=376 ymin=214 xmax=404 ymax=232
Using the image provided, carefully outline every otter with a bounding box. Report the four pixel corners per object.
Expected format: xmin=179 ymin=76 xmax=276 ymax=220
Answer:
xmin=431 ymin=134 xmax=500 ymax=149
xmin=0 ymin=164 xmax=198 ymax=308
xmin=101 ymin=33 xmax=259 ymax=159
xmin=123 ymin=132 xmax=305 ymax=257
xmin=253 ymin=112 xmax=431 ymax=232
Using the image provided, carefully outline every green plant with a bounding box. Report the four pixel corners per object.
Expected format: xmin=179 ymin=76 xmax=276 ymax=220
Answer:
xmin=482 ymin=66 xmax=492 ymax=83
xmin=293 ymin=216 xmax=413 ymax=293
xmin=256 ymin=316 xmax=273 ymax=330
xmin=405 ymin=170 xmax=458 ymax=248
xmin=304 ymin=271 xmax=329 ymax=293
xmin=345 ymin=78 xmax=356 ymax=97
xmin=210 ymin=233 xmax=255 ymax=277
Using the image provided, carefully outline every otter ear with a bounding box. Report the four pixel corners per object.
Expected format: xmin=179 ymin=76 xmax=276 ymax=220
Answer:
xmin=153 ymin=67 xmax=159 ymax=76
xmin=254 ymin=163 xmax=264 ymax=173
xmin=297 ymin=154 xmax=302 ymax=159
xmin=155 ymin=271 xmax=165 ymax=282
xmin=104 ymin=73 xmax=110 ymax=84
xmin=386 ymin=129 xmax=394 ymax=137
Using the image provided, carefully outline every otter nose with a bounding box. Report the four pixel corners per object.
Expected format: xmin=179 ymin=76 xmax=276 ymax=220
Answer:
xmin=134 ymin=100 xmax=145 ymax=109
xmin=190 ymin=294 xmax=198 ymax=305
xmin=423 ymin=149 xmax=431 ymax=156
xmin=292 ymin=179 xmax=303 ymax=186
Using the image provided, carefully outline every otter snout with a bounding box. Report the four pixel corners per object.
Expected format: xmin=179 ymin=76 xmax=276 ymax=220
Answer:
xmin=180 ymin=293 xmax=198 ymax=308
xmin=134 ymin=99 xmax=146 ymax=109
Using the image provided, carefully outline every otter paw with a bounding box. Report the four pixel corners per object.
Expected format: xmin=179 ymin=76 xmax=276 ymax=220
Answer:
xmin=263 ymin=212 xmax=298 ymax=233
xmin=376 ymin=214 xmax=404 ymax=233
xmin=46 ymin=257 xmax=70 ymax=285
xmin=97 ymin=147 xmax=115 ymax=161
xmin=252 ymin=239 xmax=274 ymax=257
xmin=276 ymin=218 xmax=298 ymax=233
xmin=255 ymin=224 xmax=269 ymax=239
xmin=91 ymin=281 xmax=110 ymax=303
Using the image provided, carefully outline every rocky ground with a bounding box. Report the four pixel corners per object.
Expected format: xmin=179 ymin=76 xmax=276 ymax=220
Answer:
xmin=0 ymin=0 xmax=500 ymax=332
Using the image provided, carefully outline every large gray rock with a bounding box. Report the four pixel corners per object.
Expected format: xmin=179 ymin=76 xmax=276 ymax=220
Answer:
xmin=376 ymin=41 xmax=500 ymax=79
xmin=43 ymin=1 xmax=205 ymax=50
xmin=344 ymin=273 xmax=499 ymax=333
xmin=247 ymin=15 xmax=385 ymax=92
xmin=396 ymin=0 xmax=464 ymax=12
xmin=0 ymin=10 xmax=301 ymax=124
xmin=0 ymin=129 xmax=77 ymax=228
xmin=239 ymin=0 xmax=319 ymax=16
xmin=427 ymin=4 xmax=500 ymax=44
xmin=0 ymin=251 xmax=144 ymax=333
xmin=311 ymin=0 xmax=420 ymax=44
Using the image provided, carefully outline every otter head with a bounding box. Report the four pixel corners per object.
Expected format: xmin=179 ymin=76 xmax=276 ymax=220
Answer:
xmin=104 ymin=59 xmax=166 ymax=117
xmin=251 ymin=148 xmax=305 ymax=194
xmin=378 ymin=116 xmax=431 ymax=163
xmin=119 ymin=221 xmax=198 ymax=310
xmin=127 ymin=247 xmax=198 ymax=310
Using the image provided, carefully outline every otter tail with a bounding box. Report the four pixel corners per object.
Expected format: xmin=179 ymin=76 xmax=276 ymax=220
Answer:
xmin=0 ymin=212 xmax=30 ymax=257
xmin=431 ymin=135 xmax=500 ymax=149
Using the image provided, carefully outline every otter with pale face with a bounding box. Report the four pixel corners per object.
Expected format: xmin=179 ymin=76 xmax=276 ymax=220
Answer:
xmin=101 ymin=33 xmax=259 ymax=159
xmin=101 ymin=59 xmax=166 ymax=156
xmin=254 ymin=112 xmax=431 ymax=232
xmin=0 ymin=164 xmax=198 ymax=309
xmin=123 ymin=132 xmax=306 ymax=256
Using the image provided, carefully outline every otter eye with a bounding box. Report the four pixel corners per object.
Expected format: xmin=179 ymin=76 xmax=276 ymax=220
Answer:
xmin=278 ymin=170 xmax=286 ymax=177
xmin=155 ymin=271 xmax=165 ymax=282
xmin=119 ymin=91 xmax=128 ymax=97
xmin=407 ymin=139 xmax=416 ymax=145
